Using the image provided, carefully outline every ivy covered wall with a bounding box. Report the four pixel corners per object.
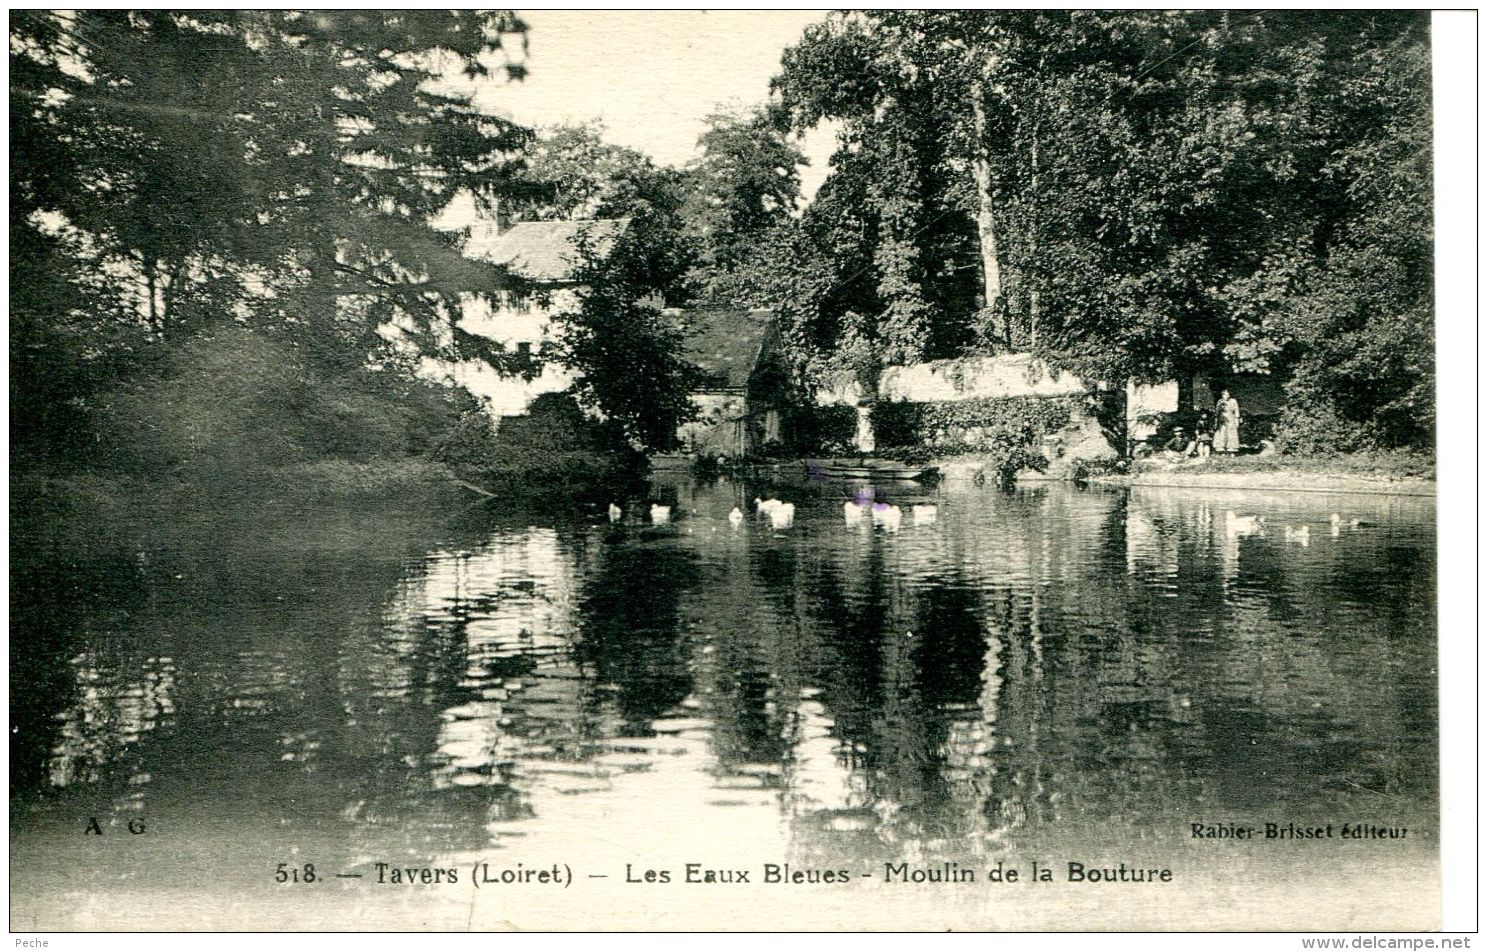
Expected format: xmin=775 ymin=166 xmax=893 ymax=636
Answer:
xmin=871 ymin=395 xmax=1084 ymax=465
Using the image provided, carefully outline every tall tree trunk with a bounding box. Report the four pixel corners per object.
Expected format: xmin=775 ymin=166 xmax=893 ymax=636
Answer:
xmin=159 ymin=264 xmax=178 ymax=332
xmin=969 ymin=87 xmax=1007 ymax=350
xmin=144 ymin=259 xmax=160 ymax=335
xmin=1027 ymin=97 xmax=1041 ymax=347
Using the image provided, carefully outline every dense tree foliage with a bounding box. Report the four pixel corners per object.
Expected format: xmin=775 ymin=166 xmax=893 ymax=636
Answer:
xmin=747 ymin=11 xmax=1433 ymax=450
xmin=499 ymin=124 xmax=702 ymax=450
xmin=682 ymin=106 xmax=805 ymax=297
xmin=1229 ymin=20 xmax=1435 ymax=452
xmin=19 ymin=11 xmax=530 ymax=336
xmin=549 ymin=230 xmax=703 ymax=453
xmin=11 ymin=12 xmax=100 ymax=466
xmin=12 ymin=10 xmax=1437 ymax=475
xmin=511 ymin=123 xmax=694 ymax=303
xmin=11 ymin=11 xmax=536 ymax=480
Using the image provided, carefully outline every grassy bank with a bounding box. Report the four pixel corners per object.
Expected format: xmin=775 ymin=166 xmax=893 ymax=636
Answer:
xmin=1079 ymin=450 xmax=1435 ymax=496
xmin=12 ymin=447 xmax=641 ymax=532
xmin=12 ymin=325 xmax=648 ymax=530
xmin=1135 ymin=450 xmax=1434 ymax=480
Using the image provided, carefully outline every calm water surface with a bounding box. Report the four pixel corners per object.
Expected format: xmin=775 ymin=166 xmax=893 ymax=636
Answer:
xmin=10 ymin=478 xmax=1438 ymax=930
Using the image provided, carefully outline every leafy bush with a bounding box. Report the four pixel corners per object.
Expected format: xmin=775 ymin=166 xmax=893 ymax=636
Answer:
xmin=871 ymin=444 xmax=934 ymax=465
xmin=1272 ymin=390 xmax=1376 ymax=456
xmin=86 ymin=326 xmax=481 ymax=485
xmin=470 ymin=392 xmax=645 ymax=495
xmin=788 ymin=405 xmax=858 ymax=455
xmin=1272 ymin=312 xmax=1434 ymax=455
xmin=1068 ymin=456 xmax=1126 ymax=480
xmin=871 ymin=396 xmax=1078 ymax=456
xmin=24 ymin=324 xmax=650 ymax=503
xmin=870 ymin=395 xmax=1076 ymax=487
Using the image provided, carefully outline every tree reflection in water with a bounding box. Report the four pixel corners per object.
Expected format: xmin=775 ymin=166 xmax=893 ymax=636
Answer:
xmin=11 ymin=480 xmax=1437 ymax=918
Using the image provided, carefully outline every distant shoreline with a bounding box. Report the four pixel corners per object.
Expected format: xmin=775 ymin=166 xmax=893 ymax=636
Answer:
xmin=1074 ymin=471 xmax=1435 ymax=497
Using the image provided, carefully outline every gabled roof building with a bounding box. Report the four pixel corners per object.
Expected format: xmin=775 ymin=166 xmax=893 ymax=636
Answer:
xmin=464 ymin=218 xmax=629 ymax=285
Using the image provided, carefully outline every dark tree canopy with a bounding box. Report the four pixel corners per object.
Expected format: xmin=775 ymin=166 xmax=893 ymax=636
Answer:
xmin=511 ymin=123 xmax=694 ymax=303
xmin=682 ymin=106 xmax=805 ymax=287
xmin=749 ymin=10 xmax=1432 ymax=450
xmin=549 ymin=229 xmax=703 ymax=453
xmin=12 ymin=10 xmax=1436 ymax=467
xmin=12 ymin=11 xmax=537 ymax=355
xmin=10 ymin=10 xmax=537 ymax=470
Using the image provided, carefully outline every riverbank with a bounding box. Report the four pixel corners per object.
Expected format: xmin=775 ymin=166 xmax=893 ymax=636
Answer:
xmin=12 ymin=460 xmax=461 ymax=522
xmin=1080 ymin=470 xmax=1433 ymax=496
xmin=12 ymin=445 xmax=643 ymax=528
xmin=889 ymin=448 xmax=1439 ymax=496
xmin=678 ymin=448 xmax=1437 ymax=497
xmin=1076 ymin=452 xmax=1435 ymax=497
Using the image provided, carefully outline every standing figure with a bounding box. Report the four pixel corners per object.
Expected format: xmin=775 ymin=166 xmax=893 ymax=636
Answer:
xmin=1214 ymin=389 xmax=1241 ymax=454
xmin=1194 ymin=411 xmax=1214 ymax=459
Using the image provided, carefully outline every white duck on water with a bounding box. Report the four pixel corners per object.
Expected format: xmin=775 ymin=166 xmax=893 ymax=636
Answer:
xmin=1224 ymin=510 xmax=1265 ymax=536
xmin=728 ymin=507 xmax=744 ymax=526
xmin=756 ymin=497 xmax=796 ymax=519
xmin=871 ymin=503 xmax=903 ymax=532
xmin=607 ymin=502 xmax=622 ymax=523
xmin=650 ymin=504 xmax=671 ymax=524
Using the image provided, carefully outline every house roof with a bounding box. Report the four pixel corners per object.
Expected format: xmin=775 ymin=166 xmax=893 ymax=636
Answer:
xmin=680 ymin=309 xmax=776 ymax=391
xmin=463 ymin=218 xmax=628 ymax=283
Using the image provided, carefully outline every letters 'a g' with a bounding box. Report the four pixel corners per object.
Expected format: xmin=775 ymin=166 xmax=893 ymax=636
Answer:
xmin=84 ymin=817 xmax=147 ymax=834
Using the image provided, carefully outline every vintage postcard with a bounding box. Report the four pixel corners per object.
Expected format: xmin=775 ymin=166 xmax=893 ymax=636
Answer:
xmin=8 ymin=8 xmax=1471 ymax=935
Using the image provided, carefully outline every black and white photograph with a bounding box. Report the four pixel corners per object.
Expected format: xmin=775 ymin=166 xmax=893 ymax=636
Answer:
xmin=8 ymin=7 xmax=1473 ymax=935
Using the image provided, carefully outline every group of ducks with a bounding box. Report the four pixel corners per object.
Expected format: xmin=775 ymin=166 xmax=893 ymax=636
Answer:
xmin=614 ymin=501 xmax=1375 ymax=542
xmin=605 ymin=498 xmax=798 ymax=529
xmin=744 ymin=497 xmax=940 ymax=532
xmin=607 ymin=497 xmax=940 ymax=533
xmin=1224 ymin=510 xmax=1376 ymax=545
xmin=607 ymin=502 xmax=673 ymax=525
xmin=842 ymin=499 xmax=938 ymax=531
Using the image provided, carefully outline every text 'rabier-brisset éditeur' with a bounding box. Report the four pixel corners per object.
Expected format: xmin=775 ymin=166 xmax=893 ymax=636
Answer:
xmin=274 ymin=860 xmax=1180 ymax=888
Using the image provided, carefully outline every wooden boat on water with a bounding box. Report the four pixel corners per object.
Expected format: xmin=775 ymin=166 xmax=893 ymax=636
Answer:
xmin=804 ymin=458 xmax=940 ymax=481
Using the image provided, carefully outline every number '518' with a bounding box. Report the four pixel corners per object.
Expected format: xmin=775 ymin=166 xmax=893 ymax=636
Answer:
xmin=276 ymin=863 xmax=317 ymax=883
